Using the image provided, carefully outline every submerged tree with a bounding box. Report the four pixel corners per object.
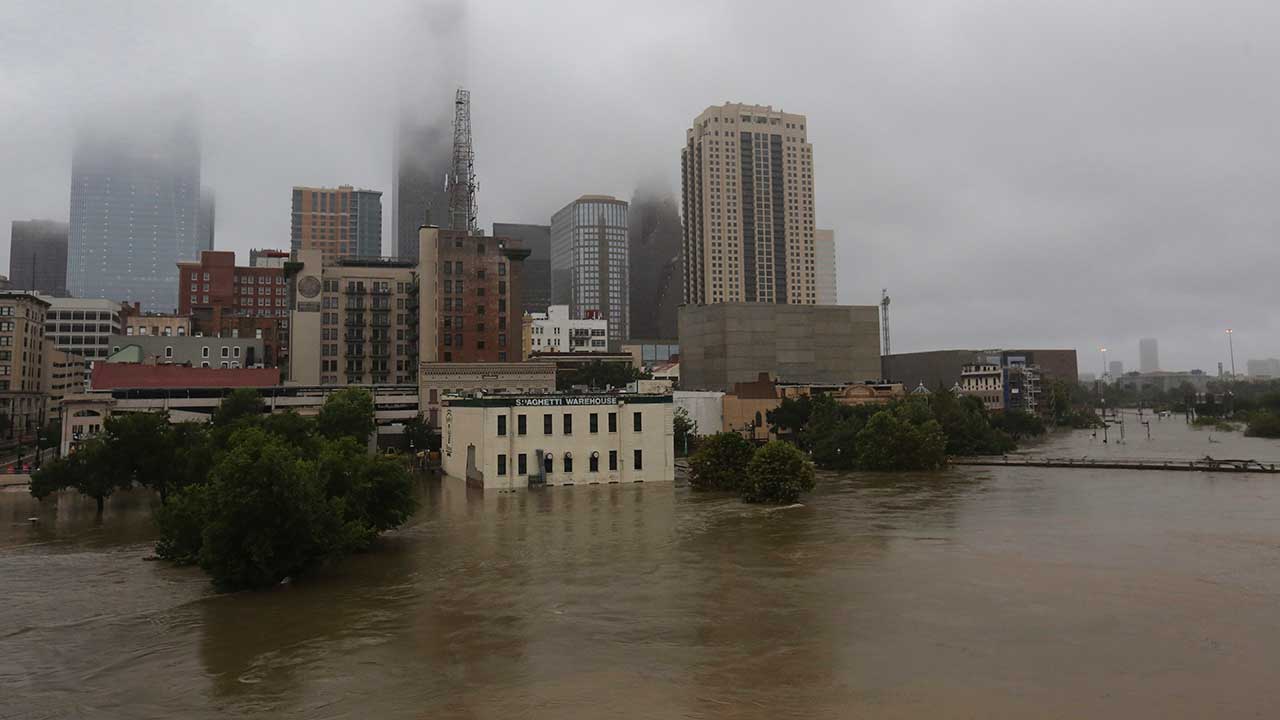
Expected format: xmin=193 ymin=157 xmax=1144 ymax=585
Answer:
xmin=741 ymin=440 xmax=816 ymax=504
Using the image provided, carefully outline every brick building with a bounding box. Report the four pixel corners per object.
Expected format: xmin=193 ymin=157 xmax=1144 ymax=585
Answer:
xmin=420 ymin=227 xmax=530 ymax=363
xmin=176 ymin=251 xmax=289 ymax=372
xmin=290 ymin=185 xmax=383 ymax=263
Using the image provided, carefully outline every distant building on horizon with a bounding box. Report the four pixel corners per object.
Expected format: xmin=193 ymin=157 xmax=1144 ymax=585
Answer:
xmin=814 ymin=228 xmax=837 ymax=304
xmin=681 ymin=102 xmax=818 ymax=305
xmin=1247 ymin=358 xmax=1280 ymax=379
xmin=493 ymin=223 xmax=551 ymax=315
xmin=551 ymin=195 xmax=629 ymax=348
xmin=9 ymin=220 xmax=68 ymax=296
xmin=1139 ymin=338 xmax=1159 ymax=373
xmin=68 ymin=120 xmax=202 ymax=311
xmin=290 ymin=185 xmax=383 ymax=264
xmin=1108 ymin=360 xmax=1124 ymax=378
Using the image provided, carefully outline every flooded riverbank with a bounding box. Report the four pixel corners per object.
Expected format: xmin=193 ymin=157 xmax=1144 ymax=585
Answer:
xmin=3 ymin=422 xmax=1279 ymax=718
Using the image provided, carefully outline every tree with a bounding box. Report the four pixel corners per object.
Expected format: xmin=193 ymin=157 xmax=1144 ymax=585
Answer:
xmin=741 ymin=440 xmax=816 ymax=504
xmin=403 ymin=413 xmax=439 ymax=453
xmin=688 ymin=432 xmax=755 ymax=492
xmin=557 ymin=361 xmax=644 ymax=391
xmin=991 ymin=411 xmax=1046 ymax=440
xmin=854 ymin=407 xmax=947 ymax=471
xmin=673 ymin=406 xmax=697 ymax=456
xmin=29 ymin=438 xmax=125 ymax=514
xmin=767 ymin=395 xmax=813 ymax=440
xmin=211 ymin=388 xmax=265 ymax=428
xmin=38 ymin=420 xmax=60 ymax=450
xmin=1245 ymin=411 xmax=1280 ymax=438
xmin=315 ymin=437 xmax=418 ymax=548
xmin=103 ymin=412 xmax=179 ymax=502
xmin=316 ymin=387 xmax=376 ymax=443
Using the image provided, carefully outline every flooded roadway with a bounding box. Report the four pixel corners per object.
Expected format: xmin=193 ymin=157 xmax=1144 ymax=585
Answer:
xmin=3 ymin=422 xmax=1279 ymax=718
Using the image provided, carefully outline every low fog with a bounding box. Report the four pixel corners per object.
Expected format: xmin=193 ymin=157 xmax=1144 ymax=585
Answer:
xmin=2 ymin=0 xmax=1278 ymax=371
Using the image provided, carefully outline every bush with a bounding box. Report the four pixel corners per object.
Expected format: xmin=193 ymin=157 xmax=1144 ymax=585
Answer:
xmin=688 ymin=432 xmax=756 ymax=492
xmin=854 ymin=407 xmax=948 ymax=471
xmin=1245 ymin=411 xmax=1280 ymax=438
xmin=991 ymin=410 xmax=1046 ymax=440
xmin=741 ymin=440 xmax=816 ymax=504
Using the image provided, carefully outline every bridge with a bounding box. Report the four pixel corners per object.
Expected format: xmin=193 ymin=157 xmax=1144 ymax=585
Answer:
xmin=951 ymin=456 xmax=1280 ymax=474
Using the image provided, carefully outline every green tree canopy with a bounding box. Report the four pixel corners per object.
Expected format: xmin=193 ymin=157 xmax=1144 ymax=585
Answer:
xmin=316 ymin=387 xmax=376 ymax=443
xmin=30 ymin=437 xmax=125 ymax=514
xmin=688 ymin=432 xmax=755 ymax=492
xmin=211 ymin=388 xmax=266 ymax=428
xmin=741 ymin=440 xmax=816 ymax=504
xmin=854 ymin=406 xmax=948 ymax=472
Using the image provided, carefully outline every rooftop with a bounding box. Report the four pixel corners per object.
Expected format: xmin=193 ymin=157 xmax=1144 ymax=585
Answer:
xmin=91 ymin=363 xmax=280 ymax=390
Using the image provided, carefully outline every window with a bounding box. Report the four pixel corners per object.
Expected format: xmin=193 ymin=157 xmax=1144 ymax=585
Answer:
xmin=201 ymin=346 xmax=210 ymax=358
xmin=517 ymin=453 xmax=527 ymax=475
xmin=563 ymin=413 xmax=572 ymax=435
xmin=589 ymin=413 xmax=598 ymax=433
xmin=517 ymin=414 xmax=527 ymax=435
xmin=563 ymin=453 xmax=573 ymax=473
xmin=608 ymin=412 xmax=617 ymax=433
xmin=497 ymin=454 xmax=507 ymax=476
xmin=634 ymin=449 xmax=643 ymax=470
xmin=221 ymin=346 xmax=230 ymax=358
xmin=497 ymin=415 xmax=507 ymax=436
xmin=233 ymin=346 xmax=241 ymax=358
xmin=589 ymin=452 xmax=599 ymax=472
xmin=633 ymin=411 xmax=643 ymax=432
xmin=544 ymin=453 xmax=554 ymax=474
xmin=609 ymin=450 xmax=618 ymax=471
xmin=543 ymin=413 xmax=552 ymax=434
xmin=164 ymin=346 xmax=173 ymax=359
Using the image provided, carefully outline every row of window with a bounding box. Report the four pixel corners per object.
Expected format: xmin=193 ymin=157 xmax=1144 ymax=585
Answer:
xmin=496 ymin=449 xmax=642 ymax=476
xmin=496 ymin=411 xmax=641 ymax=437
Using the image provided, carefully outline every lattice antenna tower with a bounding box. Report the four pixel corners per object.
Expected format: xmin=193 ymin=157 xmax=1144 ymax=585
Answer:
xmin=447 ymin=87 xmax=478 ymax=233
xmin=880 ymin=288 xmax=891 ymax=356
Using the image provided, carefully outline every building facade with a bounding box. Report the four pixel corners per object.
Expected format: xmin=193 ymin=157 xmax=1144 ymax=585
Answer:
xmin=884 ymin=349 xmax=1078 ymax=394
xmin=441 ymin=393 xmax=675 ymax=489
xmin=550 ymin=195 xmax=629 ymax=347
xmin=493 ymin=223 xmax=551 ymax=315
xmin=0 ymin=292 xmax=50 ymax=444
xmin=814 ymin=228 xmax=837 ymax=304
xmin=528 ymin=304 xmax=608 ymax=354
xmin=123 ymin=310 xmax=191 ymax=338
xmin=1139 ymin=338 xmax=1160 ymax=373
xmin=681 ymin=102 xmax=817 ymax=305
xmin=418 ymin=227 xmax=530 ymax=364
xmin=249 ymin=248 xmax=290 ymax=268
xmin=40 ymin=296 xmax=123 ymax=365
xmin=627 ymin=187 xmax=683 ymax=341
xmin=198 ymin=189 xmax=216 ymax=253
xmin=419 ymin=361 xmax=556 ymax=426
xmin=68 ymin=122 xmax=201 ymax=311
xmin=679 ymin=303 xmax=880 ymax=392
xmin=107 ymin=334 xmax=265 ymax=368
xmin=177 ymin=251 xmax=289 ymax=370
xmin=9 ymin=220 xmax=69 ymax=296
xmin=290 ymin=186 xmax=383 ymax=263
xmin=287 ymin=251 xmax=419 ymax=386
xmin=42 ymin=340 xmax=85 ymax=417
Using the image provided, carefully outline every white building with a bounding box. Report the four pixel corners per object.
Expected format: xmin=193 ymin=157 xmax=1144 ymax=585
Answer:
xmin=527 ymin=304 xmax=608 ymax=354
xmin=958 ymin=363 xmax=1004 ymax=411
xmin=673 ymin=390 xmax=724 ymax=436
xmin=814 ymin=228 xmax=837 ymax=304
xmin=442 ymin=393 xmax=674 ymax=489
xmin=39 ymin=296 xmax=123 ymax=363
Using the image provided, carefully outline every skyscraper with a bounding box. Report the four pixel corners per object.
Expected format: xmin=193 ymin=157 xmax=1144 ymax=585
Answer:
xmin=550 ymin=195 xmax=629 ymax=347
xmin=68 ymin=120 xmax=201 ymax=311
xmin=681 ymin=102 xmax=817 ymax=305
xmin=198 ymin=189 xmax=216 ymax=253
xmin=392 ymin=114 xmax=452 ymax=260
xmin=814 ymin=228 xmax=837 ymax=304
xmin=290 ymin=186 xmax=383 ymax=264
xmin=9 ymin=220 xmax=68 ymax=296
xmin=493 ymin=223 xmax=550 ymax=314
xmin=627 ymin=186 xmax=682 ymax=340
xmin=1139 ymin=338 xmax=1159 ymax=373
xmin=1109 ymin=360 xmax=1124 ymax=378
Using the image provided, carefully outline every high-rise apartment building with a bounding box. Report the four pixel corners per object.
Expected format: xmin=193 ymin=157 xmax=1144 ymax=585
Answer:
xmin=68 ymin=121 xmax=202 ymax=311
xmin=681 ymin=103 xmax=817 ymax=305
xmin=493 ymin=223 xmax=551 ymax=314
xmin=420 ymin=228 xmax=530 ymax=364
xmin=290 ymin=186 xmax=383 ymax=263
xmin=550 ymin=195 xmax=629 ymax=347
xmin=177 ymin=251 xmax=289 ymax=370
xmin=814 ymin=228 xmax=837 ymax=304
xmin=9 ymin=220 xmax=69 ymax=296
xmin=393 ymin=114 xmax=452 ymax=260
xmin=0 ymin=292 xmax=50 ymax=443
xmin=1139 ymin=338 xmax=1159 ymax=373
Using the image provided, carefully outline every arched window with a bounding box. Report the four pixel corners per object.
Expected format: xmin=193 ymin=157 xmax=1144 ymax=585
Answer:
xmin=563 ymin=452 xmax=573 ymax=473
xmin=544 ymin=452 xmax=553 ymax=474
xmin=589 ymin=451 xmax=599 ymax=472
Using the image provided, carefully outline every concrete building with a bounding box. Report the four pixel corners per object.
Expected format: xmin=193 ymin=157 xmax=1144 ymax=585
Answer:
xmin=550 ymin=195 xmax=629 ymax=347
xmin=420 ymin=361 xmax=556 ymax=426
xmin=177 ymin=251 xmax=289 ymax=371
xmin=528 ymin=305 xmax=608 ymax=354
xmin=9 ymin=220 xmax=68 ymax=296
xmin=627 ymin=187 xmax=683 ymax=341
xmin=441 ymin=393 xmax=675 ymax=489
xmin=42 ymin=340 xmax=85 ymax=417
xmin=681 ymin=102 xmax=817 ymax=305
xmin=814 ymin=228 xmax=837 ymax=305
xmin=249 ymin=248 xmax=290 ymax=268
xmin=40 ymin=296 xmax=123 ymax=364
xmin=679 ymin=303 xmax=880 ymax=392
xmin=123 ymin=310 xmax=191 ymax=338
xmin=1139 ymin=338 xmax=1160 ymax=373
xmin=621 ymin=340 xmax=680 ymax=371
xmin=493 ymin=223 xmax=551 ymax=314
xmin=0 ymin=292 xmax=50 ymax=445
xmin=287 ymin=251 xmax=419 ymax=386
xmin=1108 ymin=360 xmax=1124 ymax=379
xmin=673 ymin=390 xmax=724 ymax=437
xmin=68 ymin=120 xmax=201 ymax=311
xmin=418 ymin=227 xmax=530 ymax=364
xmin=883 ymin=349 xmax=1078 ymax=392
xmin=107 ymin=334 xmax=265 ymax=368
xmin=290 ymin=185 xmax=383 ymax=263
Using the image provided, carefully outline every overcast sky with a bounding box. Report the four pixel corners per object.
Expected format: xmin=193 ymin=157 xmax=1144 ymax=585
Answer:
xmin=3 ymin=0 xmax=1278 ymax=372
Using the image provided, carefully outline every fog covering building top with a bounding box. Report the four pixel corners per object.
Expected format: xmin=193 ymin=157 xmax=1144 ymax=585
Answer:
xmin=9 ymin=220 xmax=68 ymax=296
xmin=550 ymin=195 xmax=629 ymax=347
xmin=68 ymin=118 xmax=202 ymax=311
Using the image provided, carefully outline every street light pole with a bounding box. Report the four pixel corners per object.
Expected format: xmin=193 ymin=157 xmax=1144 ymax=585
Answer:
xmin=1226 ymin=328 xmax=1236 ymax=378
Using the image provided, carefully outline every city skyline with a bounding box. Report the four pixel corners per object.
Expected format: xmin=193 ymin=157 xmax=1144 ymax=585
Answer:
xmin=3 ymin=1 xmax=1280 ymax=369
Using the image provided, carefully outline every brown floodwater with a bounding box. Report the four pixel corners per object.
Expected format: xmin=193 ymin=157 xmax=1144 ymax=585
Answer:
xmin=3 ymin=420 xmax=1279 ymax=718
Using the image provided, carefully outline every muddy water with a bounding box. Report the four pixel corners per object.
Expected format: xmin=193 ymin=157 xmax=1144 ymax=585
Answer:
xmin=3 ymin=422 xmax=1279 ymax=718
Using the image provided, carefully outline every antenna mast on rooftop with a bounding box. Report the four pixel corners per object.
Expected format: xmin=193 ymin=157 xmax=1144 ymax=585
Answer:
xmin=447 ymin=87 xmax=478 ymax=233
xmin=880 ymin=289 xmax=891 ymax=356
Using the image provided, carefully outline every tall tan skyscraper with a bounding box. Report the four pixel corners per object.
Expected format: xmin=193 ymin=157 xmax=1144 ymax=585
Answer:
xmin=681 ymin=103 xmax=816 ymax=305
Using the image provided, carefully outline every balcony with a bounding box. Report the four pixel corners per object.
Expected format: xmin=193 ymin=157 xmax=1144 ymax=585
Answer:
xmin=344 ymin=315 xmax=366 ymax=327
xmin=371 ymin=317 xmax=391 ymax=328
xmin=371 ymin=287 xmax=391 ymax=296
xmin=343 ymin=285 xmax=367 ymax=295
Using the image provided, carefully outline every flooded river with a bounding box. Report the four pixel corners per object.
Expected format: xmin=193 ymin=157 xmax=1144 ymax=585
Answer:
xmin=3 ymin=421 xmax=1279 ymax=718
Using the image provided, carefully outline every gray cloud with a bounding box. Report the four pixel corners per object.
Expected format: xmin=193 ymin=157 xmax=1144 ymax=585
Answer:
xmin=2 ymin=0 xmax=1277 ymax=372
